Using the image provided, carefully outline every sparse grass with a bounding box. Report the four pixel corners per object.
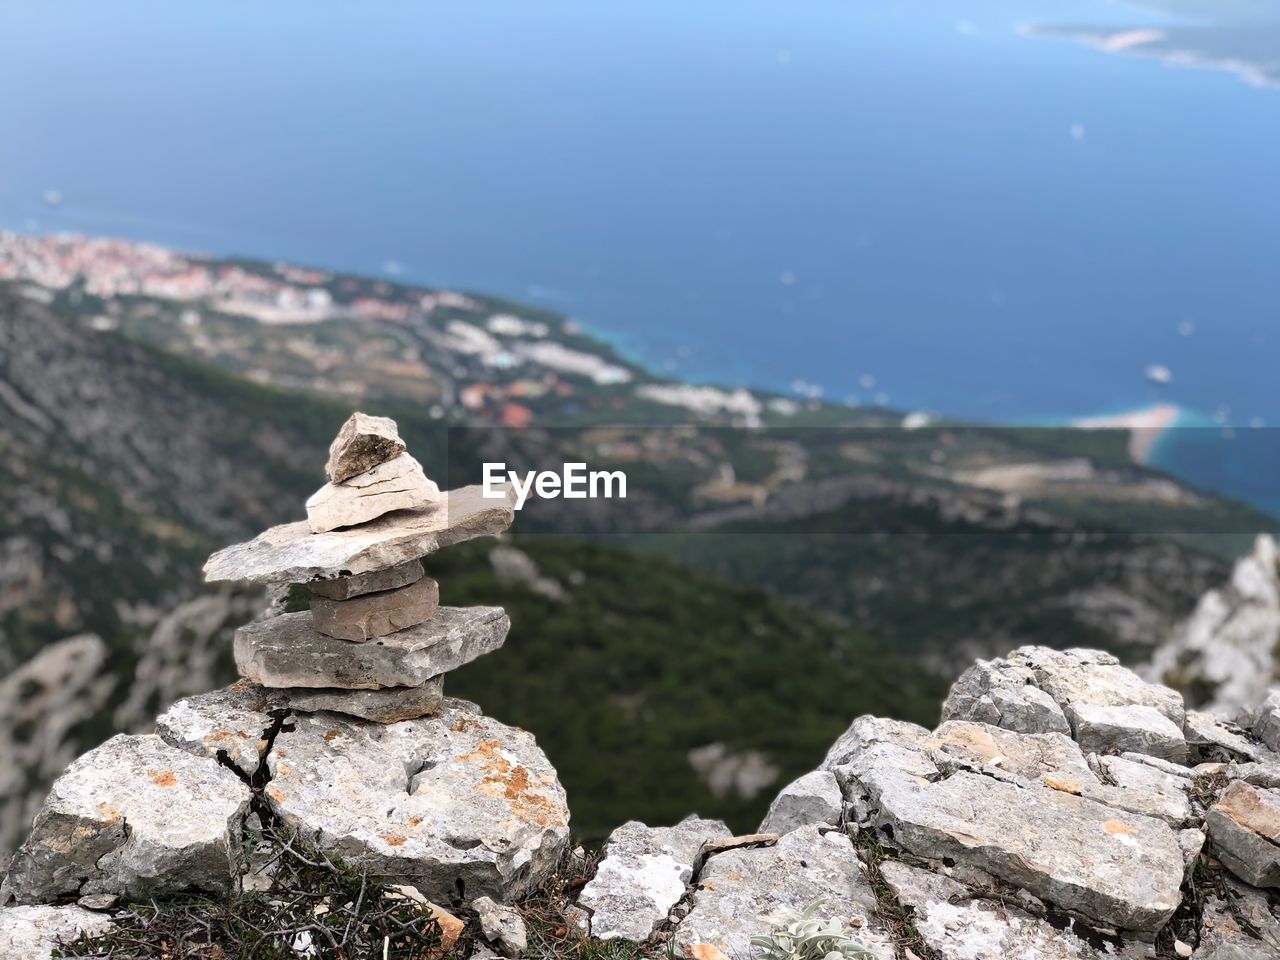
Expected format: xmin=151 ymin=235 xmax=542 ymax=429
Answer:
xmin=849 ymin=830 xmax=941 ymax=960
xmin=55 ymin=827 xmax=446 ymax=959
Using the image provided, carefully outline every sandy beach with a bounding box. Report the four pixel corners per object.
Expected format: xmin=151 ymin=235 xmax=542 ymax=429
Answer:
xmin=1073 ymin=403 xmax=1181 ymax=465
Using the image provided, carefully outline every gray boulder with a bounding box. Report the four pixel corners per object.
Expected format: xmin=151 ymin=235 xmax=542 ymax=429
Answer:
xmin=941 ymin=658 xmax=1071 ymax=735
xmin=1006 ymin=646 xmax=1185 ymax=727
xmin=204 ymin=483 xmax=515 ymax=584
xmin=837 ymin=720 xmax=1185 ymax=933
xmin=3 ymin=734 xmax=250 ymax=904
xmin=576 ymin=817 xmax=731 ymax=941
xmin=758 ymin=770 xmax=842 ymax=835
xmin=0 ymin=904 xmax=114 ymax=960
xmin=1205 ymin=781 xmax=1280 ymax=888
xmin=234 ymin=606 xmax=508 ymax=689
xmin=262 ymin=699 xmax=569 ymax=902
xmin=1065 ymin=702 xmax=1188 ymax=764
xmin=671 ymin=825 xmax=893 ymax=960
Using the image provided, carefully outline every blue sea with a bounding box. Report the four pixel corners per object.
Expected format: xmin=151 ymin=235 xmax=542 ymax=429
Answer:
xmin=2 ymin=1 xmax=1278 ymax=512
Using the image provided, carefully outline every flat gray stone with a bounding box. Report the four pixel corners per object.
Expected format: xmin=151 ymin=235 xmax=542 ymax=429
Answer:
xmin=1206 ymin=781 xmax=1280 ymax=889
xmin=1066 ymin=702 xmax=1188 ymax=764
xmin=576 ymin=817 xmax=731 ymax=941
xmin=204 ymin=483 xmax=516 ymax=584
xmin=671 ymin=824 xmax=893 ymax=960
xmin=235 ymin=606 xmax=509 ymax=689
xmin=325 ymin=412 xmax=406 ymax=484
xmin=310 ymin=576 xmax=440 ymax=641
xmin=879 ymin=860 xmax=1104 ymax=960
xmin=309 ymin=558 xmax=424 ymax=601
xmin=758 ymin=769 xmax=842 ymax=835
xmin=307 ymin=453 xmax=441 ymax=534
xmin=2 ymin=734 xmax=250 ymax=903
xmin=0 ymin=905 xmax=114 ymax=960
xmin=155 ymin=681 xmax=288 ymax=777
xmin=287 ymin=676 xmax=445 ymax=723
xmin=262 ymin=699 xmax=569 ymax=903
xmin=473 ymin=895 xmax=528 ymax=957
xmin=941 ymin=657 xmax=1071 ymax=735
xmin=846 ymin=736 xmax=1185 ymax=933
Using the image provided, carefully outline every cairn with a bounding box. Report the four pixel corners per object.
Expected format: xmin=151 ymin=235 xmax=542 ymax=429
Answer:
xmin=205 ymin=412 xmax=513 ymax=723
xmin=3 ymin=413 xmax=568 ymax=910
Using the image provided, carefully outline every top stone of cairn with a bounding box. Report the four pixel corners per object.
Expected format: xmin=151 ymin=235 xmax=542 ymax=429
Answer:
xmin=325 ymin=412 xmax=406 ymax=484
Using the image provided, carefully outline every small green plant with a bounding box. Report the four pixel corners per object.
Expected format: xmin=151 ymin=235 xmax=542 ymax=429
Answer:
xmin=749 ymin=901 xmax=877 ymax=960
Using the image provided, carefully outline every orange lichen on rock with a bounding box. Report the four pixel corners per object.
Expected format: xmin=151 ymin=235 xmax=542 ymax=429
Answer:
xmin=148 ymin=769 xmax=177 ymax=788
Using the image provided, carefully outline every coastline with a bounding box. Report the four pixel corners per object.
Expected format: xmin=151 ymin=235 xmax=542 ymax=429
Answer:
xmin=1072 ymin=403 xmax=1183 ymax=465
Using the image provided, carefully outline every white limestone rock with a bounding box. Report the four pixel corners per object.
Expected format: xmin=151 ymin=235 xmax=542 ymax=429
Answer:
xmin=0 ymin=904 xmax=114 ymax=960
xmin=1065 ymin=702 xmax=1188 ymax=764
xmin=835 ymin=718 xmax=1185 ymax=933
xmin=941 ymin=658 xmax=1071 ymax=735
xmin=1006 ymin=646 xmax=1185 ymax=728
xmin=325 ymin=412 xmax=406 ymax=484
xmin=204 ymin=483 xmax=516 ymax=584
xmin=576 ymin=817 xmax=731 ymax=941
xmin=879 ymin=860 xmax=1106 ymax=960
xmin=671 ymin=825 xmax=893 ymax=960
xmin=473 ymin=895 xmax=528 ymax=957
xmin=2 ymin=734 xmax=250 ymax=904
xmin=307 ymin=453 xmax=441 ymax=534
xmin=234 ymin=606 xmax=508 ymax=689
xmin=261 ymin=699 xmax=569 ymax=902
xmin=155 ymin=681 xmax=288 ymax=778
xmin=758 ymin=769 xmax=842 ymax=835
xmin=1144 ymin=535 xmax=1280 ymax=717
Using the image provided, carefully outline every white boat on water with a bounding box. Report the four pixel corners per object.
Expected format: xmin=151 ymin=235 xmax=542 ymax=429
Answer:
xmin=1145 ymin=364 xmax=1172 ymax=386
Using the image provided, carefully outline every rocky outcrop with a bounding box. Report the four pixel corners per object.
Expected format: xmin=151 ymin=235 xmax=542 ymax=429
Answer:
xmin=559 ymin=646 xmax=1280 ymax=959
xmin=1147 ymin=534 xmax=1280 ymax=716
xmin=2 ymin=734 xmax=251 ymax=904
xmin=263 ymin=699 xmax=569 ymax=901
xmin=671 ymin=825 xmax=895 ymax=960
xmin=576 ymin=817 xmax=731 ymax=941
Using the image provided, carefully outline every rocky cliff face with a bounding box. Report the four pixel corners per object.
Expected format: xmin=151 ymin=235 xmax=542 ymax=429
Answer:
xmin=4 ymin=644 xmax=1280 ymax=959
xmin=1146 ymin=535 xmax=1280 ymax=717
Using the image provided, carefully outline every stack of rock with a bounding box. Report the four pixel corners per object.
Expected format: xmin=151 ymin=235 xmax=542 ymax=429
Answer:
xmin=2 ymin=412 xmax=569 ymax=921
xmin=214 ymin=412 xmax=511 ymax=724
